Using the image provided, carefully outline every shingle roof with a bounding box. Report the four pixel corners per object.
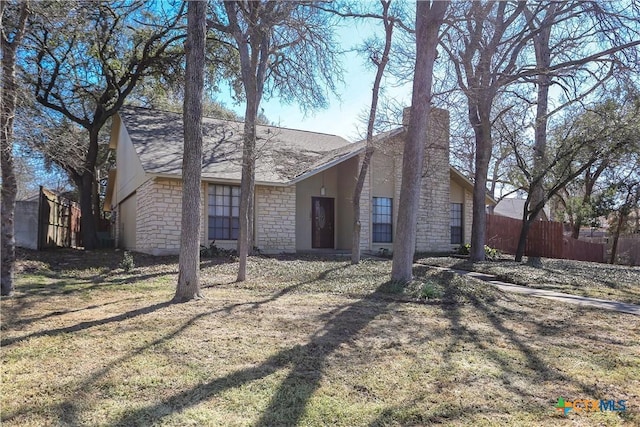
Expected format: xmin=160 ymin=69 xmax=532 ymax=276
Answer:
xmin=494 ymin=197 xmax=549 ymax=219
xmin=119 ymin=106 xmax=353 ymax=184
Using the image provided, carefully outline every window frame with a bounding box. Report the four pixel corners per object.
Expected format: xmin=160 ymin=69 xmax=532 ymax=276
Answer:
xmin=207 ymin=184 xmax=240 ymax=241
xmin=450 ymin=202 xmax=463 ymax=244
xmin=372 ymin=196 xmax=393 ymax=243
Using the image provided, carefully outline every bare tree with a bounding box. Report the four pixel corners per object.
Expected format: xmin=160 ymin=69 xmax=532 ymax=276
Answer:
xmin=441 ymin=0 xmax=640 ymax=261
xmin=340 ymin=0 xmax=397 ymax=265
xmin=1 ymin=0 xmax=29 ymax=296
xmin=511 ymin=2 xmax=640 ymax=263
xmin=607 ymin=172 xmax=640 ymax=264
xmin=207 ymin=1 xmax=341 ymax=282
xmin=391 ymin=0 xmax=448 ymax=283
xmin=511 ymin=97 xmax=639 ymax=261
xmin=173 ymin=0 xmax=206 ymax=303
xmin=440 ymin=1 xmax=530 ymax=262
xmin=22 ymin=1 xmax=185 ymax=249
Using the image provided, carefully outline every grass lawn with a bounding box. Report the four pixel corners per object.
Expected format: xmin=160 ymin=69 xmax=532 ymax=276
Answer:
xmin=2 ymin=249 xmax=639 ymax=426
xmin=416 ymin=255 xmax=640 ymax=305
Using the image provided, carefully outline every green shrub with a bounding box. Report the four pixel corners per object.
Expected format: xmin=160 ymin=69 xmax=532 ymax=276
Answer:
xmin=456 ymin=244 xmax=500 ymax=261
xmin=119 ymin=251 xmax=135 ymax=272
xmin=457 ymin=243 xmax=471 ymax=255
xmin=419 ymin=281 xmax=443 ymax=300
xmin=483 ymin=245 xmax=500 ymax=261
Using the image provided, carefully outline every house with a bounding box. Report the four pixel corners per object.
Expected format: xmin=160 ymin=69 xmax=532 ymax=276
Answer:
xmin=494 ymin=197 xmax=551 ymax=221
xmin=103 ymin=106 xmax=495 ymax=255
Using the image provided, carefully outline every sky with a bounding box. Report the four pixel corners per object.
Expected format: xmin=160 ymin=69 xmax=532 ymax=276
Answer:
xmin=216 ymin=20 xmax=413 ymax=142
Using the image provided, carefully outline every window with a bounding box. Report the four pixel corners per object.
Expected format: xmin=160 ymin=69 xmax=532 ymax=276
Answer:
xmin=208 ymin=185 xmax=240 ymax=240
xmin=451 ymin=203 xmax=463 ymax=244
xmin=373 ymin=197 xmax=392 ymax=243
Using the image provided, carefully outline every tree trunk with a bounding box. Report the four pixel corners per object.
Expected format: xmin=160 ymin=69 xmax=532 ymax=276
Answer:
xmin=514 ymin=217 xmax=532 ymax=262
xmin=231 ymin=2 xmax=268 ymax=282
xmin=391 ymin=0 xmax=447 ymax=283
xmin=516 ymin=4 xmax=557 ymax=266
xmin=1 ymin=88 xmax=18 ymax=295
xmin=352 ymin=148 xmax=374 ymax=265
xmin=1 ymin=3 xmax=28 ymax=296
xmin=237 ymin=94 xmax=258 ymax=282
xmin=609 ymin=213 xmax=625 ymax=264
xmin=78 ymin=169 xmax=99 ymax=250
xmin=469 ymin=106 xmax=492 ymax=262
xmin=351 ymin=0 xmax=393 ymax=265
xmin=173 ymin=0 xmax=206 ymax=303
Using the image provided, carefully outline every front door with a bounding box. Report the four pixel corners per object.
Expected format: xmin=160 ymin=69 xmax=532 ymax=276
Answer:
xmin=312 ymin=197 xmax=334 ymax=249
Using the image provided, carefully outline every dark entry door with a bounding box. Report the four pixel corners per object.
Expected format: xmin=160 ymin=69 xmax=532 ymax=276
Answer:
xmin=312 ymin=197 xmax=334 ymax=249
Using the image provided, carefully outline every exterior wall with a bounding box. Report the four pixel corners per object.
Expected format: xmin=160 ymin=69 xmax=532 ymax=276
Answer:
xmin=113 ymin=115 xmax=147 ymax=206
xmin=449 ymin=180 xmax=472 ymax=248
xmin=335 ymin=156 xmax=362 ymax=250
xmin=416 ymin=108 xmax=451 ymax=253
xmin=255 ymin=185 xmax=296 ymax=253
xmin=464 ymin=189 xmax=473 ymax=245
xmin=135 ymin=178 xmax=190 ymax=255
xmin=295 ymin=166 xmax=338 ymax=251
xmin=363 ymin=109 xmax=452 ymax=254
xmin=370 ymin=145 xmax=400 ymax=253
xmin=15 ymin=201 xmax=39 ymax=250
xmin=356 ymin=156 xmax=370 ymax=252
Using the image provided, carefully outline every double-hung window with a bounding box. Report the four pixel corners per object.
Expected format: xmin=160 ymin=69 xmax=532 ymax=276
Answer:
xmin=450 ymin=203 xmax=463 ymax=244
xmin=208 ymin=185 xmax=240 ymax=240
xmin=372 ymin=197 xmax=393 ymax=243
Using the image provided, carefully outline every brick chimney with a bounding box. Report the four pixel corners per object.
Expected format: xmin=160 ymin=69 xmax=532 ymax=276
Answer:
xmin=401 ymin=105 xmax=452 ymax=253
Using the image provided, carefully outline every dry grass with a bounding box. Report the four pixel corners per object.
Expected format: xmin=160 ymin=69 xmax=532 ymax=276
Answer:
xmin=2 ymin=249 xmax=639 ymax=426
xmin=416 ymin=255 xmax=640 ymax=305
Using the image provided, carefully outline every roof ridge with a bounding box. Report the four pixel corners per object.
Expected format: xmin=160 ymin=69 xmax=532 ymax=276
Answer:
xmin=120 ymin=105 xmax=350 ymax=142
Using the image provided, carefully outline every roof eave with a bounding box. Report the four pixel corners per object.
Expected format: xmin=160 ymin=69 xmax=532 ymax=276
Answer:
xmin=449 ymin=167 xmax=498 ymax=206
xmin=146 ymin=172 xmax=290 ymax=187
xmin=288 ymin=146 xmax=365 ymax=185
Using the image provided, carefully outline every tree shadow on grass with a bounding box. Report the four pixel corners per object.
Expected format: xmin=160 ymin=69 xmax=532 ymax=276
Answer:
xmin=106 ymin=283 xmax=398 ymax=426
xmin=3 ymin=263 xmax=359 ymax=425
xmin=0 ymin=301 xmax=172 ymax=347
xmin=1 ymin=297 xmax=142 ymax=330
xmin=437 ymin=271 xmax=599 ymax=405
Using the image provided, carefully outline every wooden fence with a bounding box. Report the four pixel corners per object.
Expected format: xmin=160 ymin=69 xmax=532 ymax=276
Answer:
xmin=38 ymin=188 xmax=81 ymax=249
xmin=614 ymin=236 xmax=640 ymax=265
xmin=485 ymin=214 xmax=605 ymax=263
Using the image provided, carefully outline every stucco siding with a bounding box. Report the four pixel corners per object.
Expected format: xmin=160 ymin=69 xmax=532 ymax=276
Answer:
xmin=114 ymin=115 xmax=146 ymax=206
xmin=369 ymin=147 xmax=399 ymax=252
xmin=118 ymin=193 xmax=137 ymax=250
xmin=295 ymin=167 xmax=338 ymax=251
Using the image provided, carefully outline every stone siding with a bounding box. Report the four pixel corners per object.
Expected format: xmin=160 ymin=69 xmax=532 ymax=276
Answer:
xmin=358 ymin=155 xmax=371 ymax=252
xmin=134 ymin=178 xmax=205 ymax=255
xmin=464 ymin=189 xmax=473 ymax=245
xmin=136 ymin=179 xmax=182 ymax=255
xmin=416 ymin=108 xmax=451 ymax=253
xmin=256 ymin=185 xmax=296 ymax=253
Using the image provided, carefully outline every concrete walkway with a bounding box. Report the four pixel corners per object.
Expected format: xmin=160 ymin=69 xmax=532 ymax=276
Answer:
xmin=423 ymin=264 xmax=640 ymax=316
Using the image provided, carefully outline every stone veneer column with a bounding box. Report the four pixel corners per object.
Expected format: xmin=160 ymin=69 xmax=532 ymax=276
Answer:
xmin=359 ymin=154 xmax=371 ymax=252
xmin=255 ymin=185 xmax=296 ymax=253
xmin=416 ymin=108 xmax=451 ymax=253
xmin=464 ymin=189 xmax=473 ymax=244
